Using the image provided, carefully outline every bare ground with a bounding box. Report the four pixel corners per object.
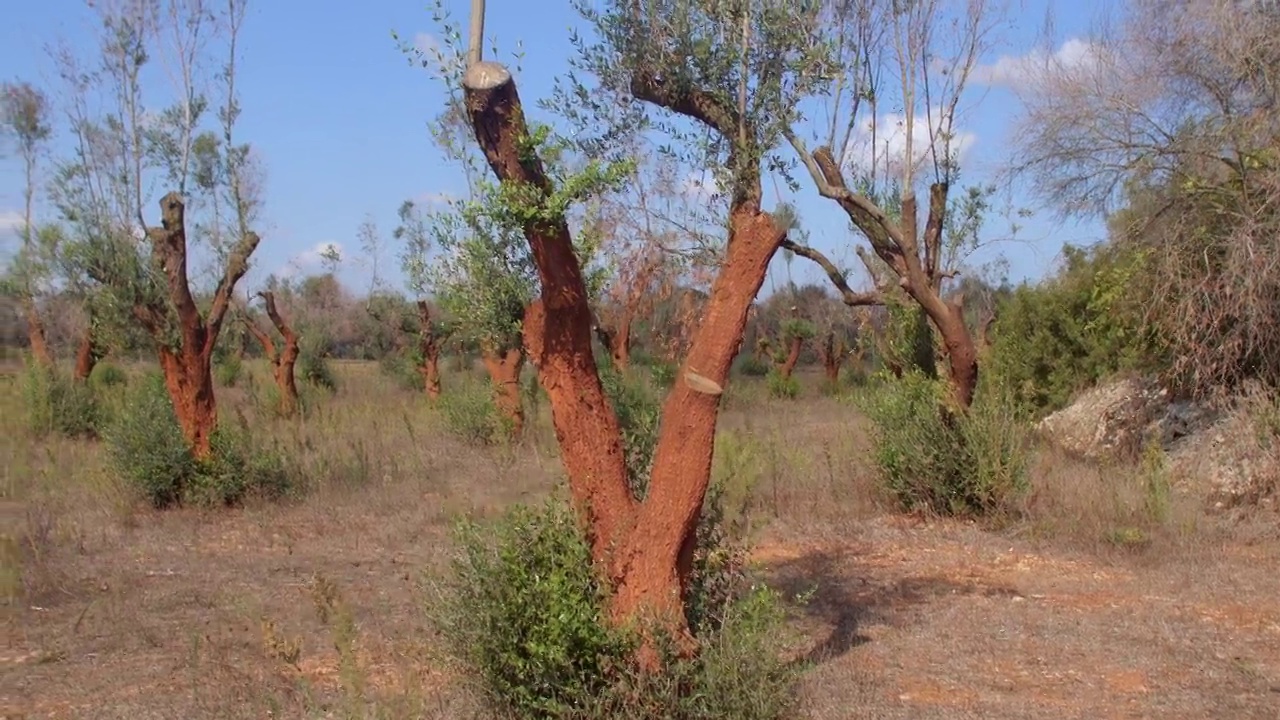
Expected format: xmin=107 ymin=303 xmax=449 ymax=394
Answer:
xmin=3 ymin=365 xmax=1279 ymax=719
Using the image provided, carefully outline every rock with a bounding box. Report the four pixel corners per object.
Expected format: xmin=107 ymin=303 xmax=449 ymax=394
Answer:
xmin=1036 ymin=376 xmax=1172 ymax=459
xmin=1166 ymin=395 xmax=1279 ymax=506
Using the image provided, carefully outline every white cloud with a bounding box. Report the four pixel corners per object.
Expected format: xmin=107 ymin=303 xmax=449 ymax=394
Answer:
xmin=414 ymin=32 xmax=440 ymax=56
xmin=0 ymin=210 xmax=23 ymax=235
xmin=281 ymin=241 xmax=343 ymax=278
xmin=973 ymin=38 xmax=1100 ymax=89
xmin=841 ymin=110 xmax=978 ymax=181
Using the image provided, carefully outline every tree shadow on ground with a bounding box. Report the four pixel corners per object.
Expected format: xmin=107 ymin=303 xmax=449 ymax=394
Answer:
xmin=763 ymin=548 xmax=1021 ymax=664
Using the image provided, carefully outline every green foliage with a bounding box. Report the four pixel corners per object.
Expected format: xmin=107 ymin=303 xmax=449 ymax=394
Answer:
xmin=104 ymin=373 xmax=194 ymax=507
xmin=378 ymin=348 xmax=424 ymax=392
xmin=298 ymin=335 xmax=337 ymax=391
xmin=645 ymin=358 xmax=678 ymax=391
xmin=766 ymin=370 xmax=799 ymax=400
xmin=438 ymin=378 xmax=512 ymax=445
xmin=213 ymin=354 xmax=243 ymax=387
xmin=429 ymin=492 xmax=799 ymax=720
xmin=600 ymin=366 xmax=661 ymax=499
xmin=733 ymin=353 xmax=771 ymax=378
xmin=779 ymin=318 xmax=816 ymax=342
xmin=19 ymin=363 xmax=100 ymax=438
xmin=88 ymin=362 xmax=127 ymax=389
xmin=880 ymin=300 xmax=936 ymax=378
xmin=857 ymin=371 xmax=1031 ymax=516
xmin=988 ymin=244 xmax=1159 ymax=415
xmin=105 ymin=373 xmax=291 ymax=508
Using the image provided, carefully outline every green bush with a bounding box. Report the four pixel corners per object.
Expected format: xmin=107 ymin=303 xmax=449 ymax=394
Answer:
xmin=857 ymin=371 xmax=1030 ymax=515
xmin=378 ymin=349 xmax=423 ymax=392
xmin=646 ymin=359 xmax=678 ymax=391
xmin=19 ymin=363 xmax=100 ymax=438
xmin=213 ymin=354 xmax=243 ymax=387
xmin=429 ymin=492 xmax=799 ymax=720
xmin=439 ymin=379 xmax=511 ymax=445
xmin=105 ymin=372 xmax=292 ymax=507
xmin=88 ymin=362 xmax=128 ymax=389
xmin=765 ymin=370 xmax=799 ymax=400
xmin=733 ymin=353 xmax=771 ymax=378
xmin=601 ymin=366 xmax=661 ymax=499
xmin=298 ymin=350 xmax=337 ymax=391
xmin=987 ymin=243 xmax=1160 ymax=416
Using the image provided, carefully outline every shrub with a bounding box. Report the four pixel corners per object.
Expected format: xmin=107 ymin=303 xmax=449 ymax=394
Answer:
xmin=298 ymin=349 xmax=337 ymax=391
xmin=439 ymin=379 xmax=511 ymax=445
xmin=600 ymin=366 xmax=661 ymax=498
xmin=647 ymin=359 xmax=677 ymax=391
xmin=733 ymin=353 xmax=771 ymax=378
xmin=428 ymin=492 xmax=799 ymax=720
xmin=19 ymin=363 xmax=100 ymax=438
xmin=213 ymin=354 xmax=243 ymax=387
xmin=857 ymin=371 xmax=1031 ymax=515
xmin=105 ymin=372 xmax=292 ymax=507
xmin=378 ymin=349 xmax=423 ymax=392
xmin=88 ymin=362 xmax=127 ymax=389
xmin=765 ymin=370 xmax=799 ymax=400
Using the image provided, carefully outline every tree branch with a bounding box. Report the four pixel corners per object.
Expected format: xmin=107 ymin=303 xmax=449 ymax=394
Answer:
xmin=781 ymin=238 xmax=883 ymax=307
xmin=258 ymin=290 xmax=296 ymax=347
xmin=206 ymin=229 xmax=261 ymax=353
xmin=148 ymin=192 xmax=202 ymax=343
xmin=239 ymin=303 xmax=277 ymax=362
xmin=630 ymin=70 xmax=739 ymax=138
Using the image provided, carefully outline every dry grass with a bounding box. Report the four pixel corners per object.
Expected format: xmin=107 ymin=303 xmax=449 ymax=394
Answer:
xmin=3 ymin=361 xmax=1278 ymax=719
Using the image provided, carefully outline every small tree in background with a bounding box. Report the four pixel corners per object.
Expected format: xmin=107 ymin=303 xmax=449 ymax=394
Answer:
xmin=54 ymin=0 xmax=262 ymax=458
xmin=240 ymin=290 xmax=300 ymax=416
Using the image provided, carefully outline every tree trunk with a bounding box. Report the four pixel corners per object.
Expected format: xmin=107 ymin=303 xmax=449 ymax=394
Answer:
xmin=23 ymin=298 xmax=54 ymax=368
xmin=73 ymin=329 xmax=102 ymax=381
xmin=777 ymin=335 xmax=803 ymax=379
xmin=158 ymin=347 xmax=218 ymax=459
xmin=821 ymin=333 xmax=842 ymax=384
xmin=462 ymin=61 xmax=784 ymax=662
xmin=482 ymin=345 xmax=525 ymax=436
xmin=613 ymin=313 xmax=633 ymax=369
xmin=912 ymin=293 xmax=979 ymax=408
xmin=245 ymin=291 xmax=301 ymax=417
xmin=418 ymin=301 xmax=443 ymax=400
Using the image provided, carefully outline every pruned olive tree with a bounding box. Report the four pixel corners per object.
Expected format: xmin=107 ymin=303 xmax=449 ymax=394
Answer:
xmin=52 ymin=0 xmax=263 ymax=458
xmin=782 ymin=0 xmax=1004 ymax=408
xmin=240 ymin=289 xmax=300 ymax=416
xmin=439 ymin=0 xmax=828 ymax=657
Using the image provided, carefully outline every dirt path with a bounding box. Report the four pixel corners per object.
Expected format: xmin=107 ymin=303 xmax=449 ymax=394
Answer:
xmin=764 ymin=517 xmax=1280 ymax=719
xmin=5 ymin=500 xmax=1279 ymax=719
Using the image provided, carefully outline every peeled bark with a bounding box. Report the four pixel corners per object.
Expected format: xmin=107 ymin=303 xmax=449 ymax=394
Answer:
xmin=418 ymin=301 xmax=443 ymax=400
xmin=777 ymin=334 xmax=803 ymax=380
xmin=158 ymin=347 xmax=218 ymax=458
xmin=90 ymin=193 xmax=260 ymax=459
xmin=481 ymin=345 xmax=525 ymax=436
xmin=244 ymin=291 xmax=300 ymax=417
xmin=463 ymin=61 xmax=784 ymax=660
xmin=23 ymin=299 xmax=54 ymax=368
xmin=820 ymin=332 xmax=843 ymax=384
xmin=73 ymin=329 xmax=102 ymax=381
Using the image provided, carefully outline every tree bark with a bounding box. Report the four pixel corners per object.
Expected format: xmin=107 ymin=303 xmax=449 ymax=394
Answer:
xmin=243 ymin=291 xmax=300 ymax=417
xmin=481 ymin=344 xmax=525 ymax=436
xmin=462 ymin=61 xmax=784 ymax=662
xmin=777 ymin=334 xmax=803 ymax=379
xmin=23 ymin=298 xmax=54 ymax=368
xmin=418 ymin=301 xmax=443 ymax=400
xmin=73 ymin=328 xmax=102 ymax=381
xmin=820 ymin=332 xmax=843 ymax=384
xmin=158 ymin=347 xmax=218 ymax=459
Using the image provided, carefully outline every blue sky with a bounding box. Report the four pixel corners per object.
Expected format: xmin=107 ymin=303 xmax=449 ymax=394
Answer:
xmin=1 ymin=0 xmax=1112 ymax=297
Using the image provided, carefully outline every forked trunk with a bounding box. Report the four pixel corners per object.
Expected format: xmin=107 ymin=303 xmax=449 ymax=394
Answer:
xmin=244 ymin=291 xmax=301 ymax=417
xmin=606 ymin=208 xmax=783 ymax=635
xmin=73 ymin=329 xmax=102 ymax=381
xmin=158 ymin=347 xmax=218 ymax=459
xmin=23 ymin=298 xmax=54 ymax=368
xmin=912 ymin=293 xmax=979 ymax=408
xmin=461 ymin=61 xmax=784 ymax=663
xmin=777 ymin=335 xmax=803 ymax=379
xmin=482 ymin=345 xmax=525 ymax=436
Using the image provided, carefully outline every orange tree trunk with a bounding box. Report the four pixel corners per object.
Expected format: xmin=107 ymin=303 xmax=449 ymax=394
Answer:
xmin=23 ymin=298 xmax=54 ymax=368
xmin=73 ymin=329 xmax=102 ymax=381
xmin=777 ymin=335 xmax=803 ymax=379
xmin=244 ymin=291 xmax=301 ymax=417
xmin=158 ymin=347 xmax=218 ymax=459
xmin=418 ymin=301 xmax=443 ymax=400
xmin=463 ymin=61 xmax=785 ymax=655
xmin=482 ymin=345 xmax=525 ymax=436
xmin=612 ymin=313 xmax=633 ymax=370
xmin=821 ymin=333 xmax=843 ymax=384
